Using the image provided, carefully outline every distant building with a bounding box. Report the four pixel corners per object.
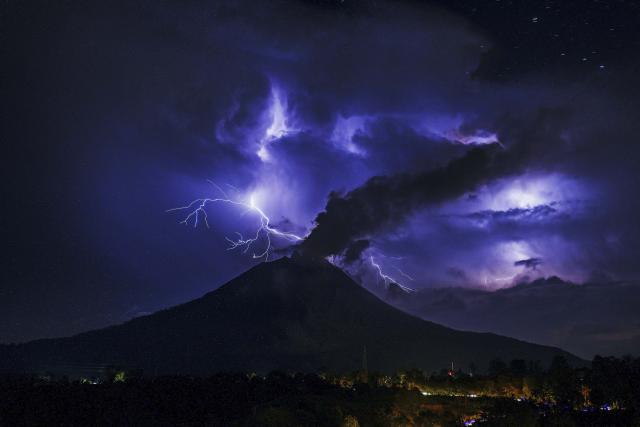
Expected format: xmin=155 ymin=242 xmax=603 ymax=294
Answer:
xmin=447 ymin=361 xmax=456 ymax=377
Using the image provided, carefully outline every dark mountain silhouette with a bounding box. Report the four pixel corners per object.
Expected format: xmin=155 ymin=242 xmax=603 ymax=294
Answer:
xmin=0 ymin=256 xmax=583 ymax=376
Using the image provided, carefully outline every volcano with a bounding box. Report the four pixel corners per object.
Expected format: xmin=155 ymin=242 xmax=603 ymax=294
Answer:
xmin=1 ymin=256 xmax=582 ymax=376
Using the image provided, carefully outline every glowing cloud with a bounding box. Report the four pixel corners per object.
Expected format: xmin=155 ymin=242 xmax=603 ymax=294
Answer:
xmin=479 ymin=240 xmax=541 ymax=287
xmin=257 ymin=84 xmax=297 ymax=162
xmin=330 ymin=115 xmax=368 ymax=156
xmin=486 ymin=175 xmax=571 ymax=211
xmin=454 ymin=130 xmax=500 ymax=146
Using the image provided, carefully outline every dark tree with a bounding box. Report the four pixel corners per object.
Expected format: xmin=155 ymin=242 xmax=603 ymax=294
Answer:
xmin=509 ymin=359 xmax=527 ymax=377
xmin=488 ymin=358 xmax=507 ymax=377
xmin=547 ymin=355 xmax=579 ymax=406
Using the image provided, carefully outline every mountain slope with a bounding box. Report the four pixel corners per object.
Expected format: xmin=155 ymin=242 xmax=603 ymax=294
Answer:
xmin=1 ymin=256 xmax=583 ymax=375
xmin=385 ymin=278 xmax=640 ymax=359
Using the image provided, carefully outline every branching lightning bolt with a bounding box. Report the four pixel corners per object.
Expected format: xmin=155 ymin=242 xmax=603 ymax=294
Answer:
xmin=167 ymin=181 xmax=303 ymax=260
xmin=394 ymin=266 xmax=415 ymax=282
xmin=370 ymin=256 xmax=415 ymax=293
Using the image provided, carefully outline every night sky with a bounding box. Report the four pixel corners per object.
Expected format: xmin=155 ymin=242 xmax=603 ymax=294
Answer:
xmin=3 ymin=0 xmax=640 ymax=357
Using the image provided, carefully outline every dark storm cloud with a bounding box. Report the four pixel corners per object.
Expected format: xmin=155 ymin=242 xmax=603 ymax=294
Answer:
xmin=514 ymin=258 xmax=543 ymax=270
xmin=467 ymin=205 xmax=559 ymax=224
xmin=351 ymin=118 xmax=469 ymax=174
xmin=342 ymin=239 xmax=371 ymax=264
xmin=298 ymin=145 xmax=504 ymax=257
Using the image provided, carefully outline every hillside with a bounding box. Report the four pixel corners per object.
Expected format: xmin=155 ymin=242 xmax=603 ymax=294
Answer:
xmin=0 ymin=256 xmax=583 ymax=376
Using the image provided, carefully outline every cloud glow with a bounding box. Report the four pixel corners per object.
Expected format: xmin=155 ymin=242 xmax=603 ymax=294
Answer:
xmin=257 ymin=84 xmax=297 ymax=162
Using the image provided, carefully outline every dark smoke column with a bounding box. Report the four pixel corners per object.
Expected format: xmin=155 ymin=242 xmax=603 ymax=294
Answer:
xmin=299 ymin=143 xmax=520 ymax=259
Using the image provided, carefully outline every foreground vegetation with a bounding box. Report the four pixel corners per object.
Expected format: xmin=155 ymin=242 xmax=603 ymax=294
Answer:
xmin=1 ymin=355 xmax=638 ymax=426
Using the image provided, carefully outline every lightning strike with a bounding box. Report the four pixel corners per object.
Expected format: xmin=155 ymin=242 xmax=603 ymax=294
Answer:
xmin=370 ymin=256 xmax=415 ymax=292
xmin=394 ymin=266 xmax=415 ymax=281
xmin=167 ymin=183 xmax=303 ymax=260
